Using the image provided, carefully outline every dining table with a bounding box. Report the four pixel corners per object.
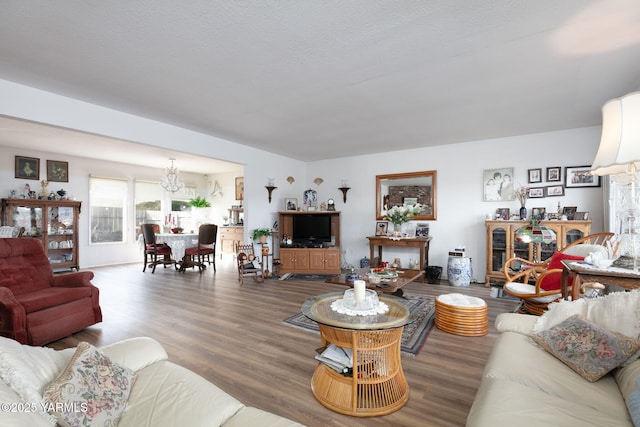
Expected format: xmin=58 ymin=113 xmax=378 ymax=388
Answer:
xmin=150 ymin=233 xmax=199 ymax=271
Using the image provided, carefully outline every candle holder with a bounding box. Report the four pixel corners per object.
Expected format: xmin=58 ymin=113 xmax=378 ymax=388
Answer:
xmin=338 ymin=187 xmax=351 ymax=203
xmin=265 ymin=185 xmax=277 ymax=203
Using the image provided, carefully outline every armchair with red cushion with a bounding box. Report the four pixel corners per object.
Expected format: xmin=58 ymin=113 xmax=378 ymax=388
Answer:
xmin=0 ymin=238 xmax=102 ymax=345
xmin=503 ymin=232 xmax=614 ymax=315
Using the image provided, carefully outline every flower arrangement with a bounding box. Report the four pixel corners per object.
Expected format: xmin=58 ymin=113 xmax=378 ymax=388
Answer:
xmin=514 ymin=187 xmax=529 ymax=207
xmin=384 ymin=204 xmax=423 ymax=225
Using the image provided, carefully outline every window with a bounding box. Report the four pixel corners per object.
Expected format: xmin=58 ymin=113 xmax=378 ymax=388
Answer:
xmin=135 ymin=180 xmax=163 ymax=235
xmin=90 ymin=177 xmax=127 ymax=244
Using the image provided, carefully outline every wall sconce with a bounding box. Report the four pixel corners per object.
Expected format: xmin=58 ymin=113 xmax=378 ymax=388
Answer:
xmin=338 ymin=180 xmax=350 ymax=203
xmin=265 ymin=178 xmax=277 ymax=203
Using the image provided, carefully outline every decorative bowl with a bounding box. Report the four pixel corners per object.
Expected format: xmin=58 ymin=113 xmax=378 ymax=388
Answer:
xmin=171 ymin=227 xmax=183 ymax=234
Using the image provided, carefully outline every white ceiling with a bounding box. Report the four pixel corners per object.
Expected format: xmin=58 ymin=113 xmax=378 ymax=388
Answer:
xmin=1 ymin=0 xmax=640 ymax=170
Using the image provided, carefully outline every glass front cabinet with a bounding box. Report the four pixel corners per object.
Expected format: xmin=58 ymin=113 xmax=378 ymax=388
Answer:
xmin=485 ymin=220 xmax=591 ymax=286
xmin=2 ymin=198 xmax=82 ymax=270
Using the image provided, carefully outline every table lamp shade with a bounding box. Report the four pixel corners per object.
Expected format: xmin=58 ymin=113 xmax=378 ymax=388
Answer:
xmin=515 ymin=223 xmax=556 ymax=244
xmin=591 ymin=91 xmax=640 ymax=176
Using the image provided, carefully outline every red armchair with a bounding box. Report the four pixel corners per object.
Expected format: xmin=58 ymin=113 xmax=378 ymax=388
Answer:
xmin=0 ymin=238 xmax=102 ymax=345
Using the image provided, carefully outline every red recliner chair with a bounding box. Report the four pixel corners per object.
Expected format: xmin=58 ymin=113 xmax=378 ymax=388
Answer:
xmin=0 ymin=238 xmax=102 ymax=345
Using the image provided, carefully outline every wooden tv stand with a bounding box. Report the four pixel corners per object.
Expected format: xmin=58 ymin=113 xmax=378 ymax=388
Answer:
xmin=277 ymin=211 xmax=341 ymax=275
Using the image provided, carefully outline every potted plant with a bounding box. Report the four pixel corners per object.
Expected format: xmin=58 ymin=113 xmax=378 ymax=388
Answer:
xmin=252 ymin=228 xmax=272 ymax=244
xmin=188 ymin=196 xmax=211 ymax=208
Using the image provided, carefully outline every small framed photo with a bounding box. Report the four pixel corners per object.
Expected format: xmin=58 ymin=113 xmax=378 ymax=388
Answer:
xmin=235 ymin=177 xmax=244 ymax=200
xmin=531 ymin=207 xmax=546 ymax=221
xmin=415 ymin=223 xmax=430 ymax=237
xmin=563 ymin=206 xmax=577 ymax=220
xmin=565 ymin=165 xmax=601 ymax=188
xmin=375 ymin=221 xmax=389 ymax=236
xmin=285 ymin=198 xmax=298 ymax=211
xmin=15 ymin=156 xmax=39 ymax=180
xmin=528 ymin=168 xmax=542 ymax=183
xmin=46 ymin=160 xmax=68 ymax=182
xmin=546 ymin=167 xmax=562 ymax=182
xmin=546 ymin=185 xmax=565 ymax=197
xmin=574 ymin=211 xmax=589 ymax=220
xmin=496 ymin=208 xmax=510 ymax=220
xmin=528 ymin=187 xmax=545 ymax=198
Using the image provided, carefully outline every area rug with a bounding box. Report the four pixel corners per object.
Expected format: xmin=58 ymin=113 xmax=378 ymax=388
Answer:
xmin=283 ymin=293 xmax=435 ymax=356
xmin=286 ymin=274 xmax=335 ymax=281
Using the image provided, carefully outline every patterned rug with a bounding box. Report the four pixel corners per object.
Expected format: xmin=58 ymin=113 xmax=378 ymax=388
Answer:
xmin=285 ymin=274 xmax=334 ymax=281
xmin=283 ymin=293 xmax=435 ymax=356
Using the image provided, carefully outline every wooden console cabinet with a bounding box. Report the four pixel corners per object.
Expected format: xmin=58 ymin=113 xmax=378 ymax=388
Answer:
xmin=278 ymin=211 xmax=341 ymax=275
xmin=219 ymin=226 xmax=243 ymax=258
xmin=2 ymin=198 xmax=82 ymax=270
xmin=485 ymin=219 xmax=591 ymax=285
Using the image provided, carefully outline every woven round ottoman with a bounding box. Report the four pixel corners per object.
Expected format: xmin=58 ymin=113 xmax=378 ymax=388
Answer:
xmin=435 ymin=293 xmax=488 ymax=336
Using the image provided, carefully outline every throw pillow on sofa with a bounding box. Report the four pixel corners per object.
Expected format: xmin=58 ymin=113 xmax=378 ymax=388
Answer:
xmin=532 ymin=314 xmax=640 ymax=382
xmin=43 ymin=342 xmax=136 ymax=427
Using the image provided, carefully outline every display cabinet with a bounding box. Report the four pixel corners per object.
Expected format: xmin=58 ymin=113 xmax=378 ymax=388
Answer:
xmin=2 ymin=198 xmax=82 ymax=270
xmin=485 ymin=220 xmax=591 ymax=286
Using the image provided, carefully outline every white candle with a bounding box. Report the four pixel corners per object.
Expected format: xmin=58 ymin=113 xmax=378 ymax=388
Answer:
xmin=354 ymin=280 xmax=366 ymax=303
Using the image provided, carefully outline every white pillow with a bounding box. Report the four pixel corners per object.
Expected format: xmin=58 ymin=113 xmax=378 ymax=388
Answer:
xmin=563 ymin=244 xmax=608 ymax=258
xmin=533 ymin=289 xmax=640 ymax=339
xmin=0 ymin=337 xmax=74 ymax=425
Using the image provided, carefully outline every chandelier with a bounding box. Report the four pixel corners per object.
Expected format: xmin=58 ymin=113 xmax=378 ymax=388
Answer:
xmin=160 ymin=158 xmax=184 ymax=193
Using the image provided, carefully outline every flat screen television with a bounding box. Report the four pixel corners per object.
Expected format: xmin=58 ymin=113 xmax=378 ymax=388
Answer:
xmin=292 ymin=214 xmax=331 ymax=244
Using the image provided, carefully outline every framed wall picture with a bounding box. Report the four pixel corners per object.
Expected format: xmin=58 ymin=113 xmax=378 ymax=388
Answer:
xmin=46 ymin=160 xmax=69 ymax=182
xmin=528 ymin=168 xmax=542 ymax=184
xmin=403 ymin=197 xmax=418 ymax=206
xmin=545 ymin=185 xmax=565 ymax=197
xmin=563 ymin=206 xmax=577 ymax=220
xmin=415 ymin=223 xmax=430 ymax=237
xmin=496 ymin=208 xmax=510 ymax=220
xmin=15 ymin=156 xmax=39 ymax=180
xmin=528 ymin=187 xmax=544 ymax=198
xmin=376 ymin=221 xmax=388 ymax=236
xmin=285 ymin=198 xmax=298 ymax=211
xmin=546 ymin=166 xmax=561 ymax=182
xmin=565 ymin=165 xmax=601 ymax=188
xmin=483 ymin=167 xmax=515 ymax=201
xmin=531 ymin=207 xmax=546 ymax=221
xmin=235 ymin=177 xmax=244 ymax=200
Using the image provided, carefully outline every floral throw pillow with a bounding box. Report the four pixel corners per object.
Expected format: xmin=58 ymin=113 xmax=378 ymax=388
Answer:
xmin=533 ymin=314 xmax=640 ymax=382
xmin=42 ymin=342 xmax=137 ymax=427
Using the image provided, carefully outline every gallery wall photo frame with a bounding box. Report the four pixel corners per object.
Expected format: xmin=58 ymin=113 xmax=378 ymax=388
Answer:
xmin=546 ymin=166 xmax=562 ymax=182
xmin=545 ymin=185 xmax=565 ymax=197
xmin=46 ymin=160 xmax=69 ymax=182
xmin=15 ymin=156 xmax=39 ymax=180
xmin=528 ymin=187 xmax=544 ymax=198
xmin=483 ymin=167 xmax=515 ymax=201
xmin=565 ymin=165 xmax=601 ymax=188
xmin=285 ymin=198 xmax=298 ymax=211
xmin=527 ymin=168 xmax=542 ymax=183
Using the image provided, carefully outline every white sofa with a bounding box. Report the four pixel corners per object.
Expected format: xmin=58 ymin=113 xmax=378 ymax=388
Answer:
xmin=467 ymin=292 xmax=640 ymax=427
xmin=0 ymin=336 xmax=304 ymax=426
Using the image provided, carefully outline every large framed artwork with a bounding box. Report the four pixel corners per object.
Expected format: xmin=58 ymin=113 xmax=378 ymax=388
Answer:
xmin=483 ymin=168 xmax=514 ymax=201
xmin=15 ymin=156 xmax=39 ymax=180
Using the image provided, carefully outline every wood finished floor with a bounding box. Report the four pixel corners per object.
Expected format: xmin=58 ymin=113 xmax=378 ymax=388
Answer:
xmin=48 ymin=258 xmax=519 ymax=427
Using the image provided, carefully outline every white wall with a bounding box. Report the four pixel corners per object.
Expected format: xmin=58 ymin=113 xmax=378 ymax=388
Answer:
xmin=0 ymin=80 xmax=605 ymax=279
xmin=305 ymin=126 xmax=604 ymax=282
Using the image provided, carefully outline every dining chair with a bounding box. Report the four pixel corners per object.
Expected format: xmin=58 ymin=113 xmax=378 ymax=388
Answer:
xmin=184 ymin=224 xmax=217 ymax=273
xmin=141 ymin=223 xmax=176 ymax=273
